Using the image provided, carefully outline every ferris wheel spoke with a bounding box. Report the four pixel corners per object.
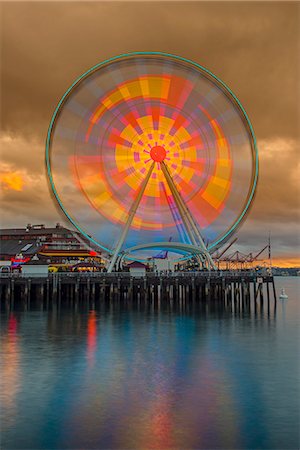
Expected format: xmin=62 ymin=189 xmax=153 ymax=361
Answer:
xmin=161 ymin=161 xmax=216 ymax=269
xmin=107 ymin=161 xmax=155 ymax=272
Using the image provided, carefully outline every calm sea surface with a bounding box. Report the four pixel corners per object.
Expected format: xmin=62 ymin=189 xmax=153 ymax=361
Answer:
xmin=0 ymin=277 xmax=299 ymax=450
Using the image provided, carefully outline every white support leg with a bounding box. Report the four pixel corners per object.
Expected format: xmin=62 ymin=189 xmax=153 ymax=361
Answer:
xmin=107 ymin=162 xmax=155 ymax=273
xmin=161 ymin=161 xmax=216 ymax=270
xmin=160 ymin=162 xmax=198 ymax=247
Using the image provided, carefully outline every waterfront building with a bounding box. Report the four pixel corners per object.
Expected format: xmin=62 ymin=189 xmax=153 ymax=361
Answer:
xmin=22 ymin=258 xmax=49 ymax=277
xmin=0 ymin=223 xmax=102 ymax=268
xmin=127 ymin=261 xmax=147 ymax=277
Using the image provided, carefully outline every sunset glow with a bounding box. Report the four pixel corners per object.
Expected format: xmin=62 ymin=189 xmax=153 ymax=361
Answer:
xmin=270 ymin=258 xmax=300 ymax=269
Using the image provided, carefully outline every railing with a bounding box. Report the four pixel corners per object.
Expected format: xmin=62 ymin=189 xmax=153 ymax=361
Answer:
xmin=0 ymin=270 xmax=268 ymax=280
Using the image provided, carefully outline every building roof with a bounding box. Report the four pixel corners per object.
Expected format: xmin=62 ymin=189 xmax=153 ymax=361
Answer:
xmin=0 ymin=239 xmax=40 ymax=256
xmin=0 ymin=226 xmax=102 ymax=260
xmin=0 ymin=224 xmax=73 ymax=237
xmin=127 ymin=261 xmax=147 ymax=268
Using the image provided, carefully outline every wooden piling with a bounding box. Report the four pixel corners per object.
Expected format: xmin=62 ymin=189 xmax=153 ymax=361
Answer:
xmin=0 ymin=272 xmax=277 ymax=312
xmin=271 ymin=277 xmax=277 ymax=302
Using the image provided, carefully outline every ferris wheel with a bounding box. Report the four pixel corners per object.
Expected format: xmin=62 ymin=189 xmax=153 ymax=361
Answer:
xmin=46 ymin=52 xmax=258 ymax=271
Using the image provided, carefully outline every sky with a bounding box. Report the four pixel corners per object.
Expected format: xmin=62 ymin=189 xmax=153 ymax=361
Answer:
xmin=0 ymin=1 xmax=299 ymax=266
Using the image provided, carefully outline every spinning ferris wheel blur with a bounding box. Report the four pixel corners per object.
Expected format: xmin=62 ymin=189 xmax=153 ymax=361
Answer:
xmin=46 ymin=52 xmax=258 ymax=271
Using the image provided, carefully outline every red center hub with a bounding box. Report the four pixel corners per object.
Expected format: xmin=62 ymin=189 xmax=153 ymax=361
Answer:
xmin=150 ymin=145 xmax=166 ymax=162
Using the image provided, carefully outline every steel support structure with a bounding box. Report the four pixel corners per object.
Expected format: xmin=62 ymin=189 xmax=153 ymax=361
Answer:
xmin=108 ymin=159 xmax=216 ymax=271
xmin=161 ymin=162 xmax=216 ymax=270
xmin=107 ymin=162 xmax=155 ymax=273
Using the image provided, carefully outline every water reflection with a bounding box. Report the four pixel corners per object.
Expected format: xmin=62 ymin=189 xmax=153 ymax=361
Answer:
xmin=87 ymin=310 xmax=97 ymax=367
xmin=0 ymin=284 xmax=299 ymax=449
xmin=0 ymin=315 xmax=20 ymax=430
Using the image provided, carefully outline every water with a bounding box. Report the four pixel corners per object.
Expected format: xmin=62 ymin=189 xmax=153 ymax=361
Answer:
xmin=0 ymin=277 xmax=299 ymax=450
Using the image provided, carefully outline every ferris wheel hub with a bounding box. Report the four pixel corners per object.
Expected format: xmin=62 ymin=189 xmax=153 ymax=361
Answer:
xmin=150 ymin=145 xmax=166 ymax=162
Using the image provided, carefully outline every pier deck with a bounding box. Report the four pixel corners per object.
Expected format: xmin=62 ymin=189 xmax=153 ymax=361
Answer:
xmin=0 ymin=272 xmax=276 ymax=307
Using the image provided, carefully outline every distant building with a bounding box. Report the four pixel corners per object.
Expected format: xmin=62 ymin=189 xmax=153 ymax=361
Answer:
xmin=127 ymin=261 xmax=147 ymax=277
xmin=153 ymin=258 xmax=175 ymax=272
xmin=0 ymin=223 xmax=101 ymax=266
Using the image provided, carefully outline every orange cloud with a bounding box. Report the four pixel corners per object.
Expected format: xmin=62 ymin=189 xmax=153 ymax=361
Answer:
xmin=0 ymin=172 xmax=24 ymax=191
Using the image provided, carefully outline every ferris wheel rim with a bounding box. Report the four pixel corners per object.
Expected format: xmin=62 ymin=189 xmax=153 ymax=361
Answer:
xmin=45 ymin=51 xmax=259 ymax=255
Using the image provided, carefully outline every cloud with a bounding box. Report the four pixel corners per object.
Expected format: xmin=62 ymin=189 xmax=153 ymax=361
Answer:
xmin=231 ymin=138 xmax=300 ymax=258
xmin=0 ymin=2 xmax=299 ymax=262
xmin=247 ymin=138 xmax=300 ymax=223
xmin=0 ymin=132 xmax=298 ymax=260
xmin=0 ymin=133 xmax=44 ymax=173
xmin=234 ymin=219 xmax=300 ymax=258
xmin=1 ymin=2 xmax=299 ymax=140
xmin=0 ymin=170 xmax=24 ymax=192
xmin=0 ymin=134 xmax=68 ymax=228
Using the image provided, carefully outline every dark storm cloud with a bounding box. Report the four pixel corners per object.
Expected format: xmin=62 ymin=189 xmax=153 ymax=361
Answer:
xmin=0 ymin=1 xmax=299 ymax=261
xmin=1 ymin=2 xmax=299 ymax=139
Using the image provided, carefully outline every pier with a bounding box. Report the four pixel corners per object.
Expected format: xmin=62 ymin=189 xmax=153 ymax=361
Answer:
xmin=0 ymin=272 xmax=277 ymax=310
